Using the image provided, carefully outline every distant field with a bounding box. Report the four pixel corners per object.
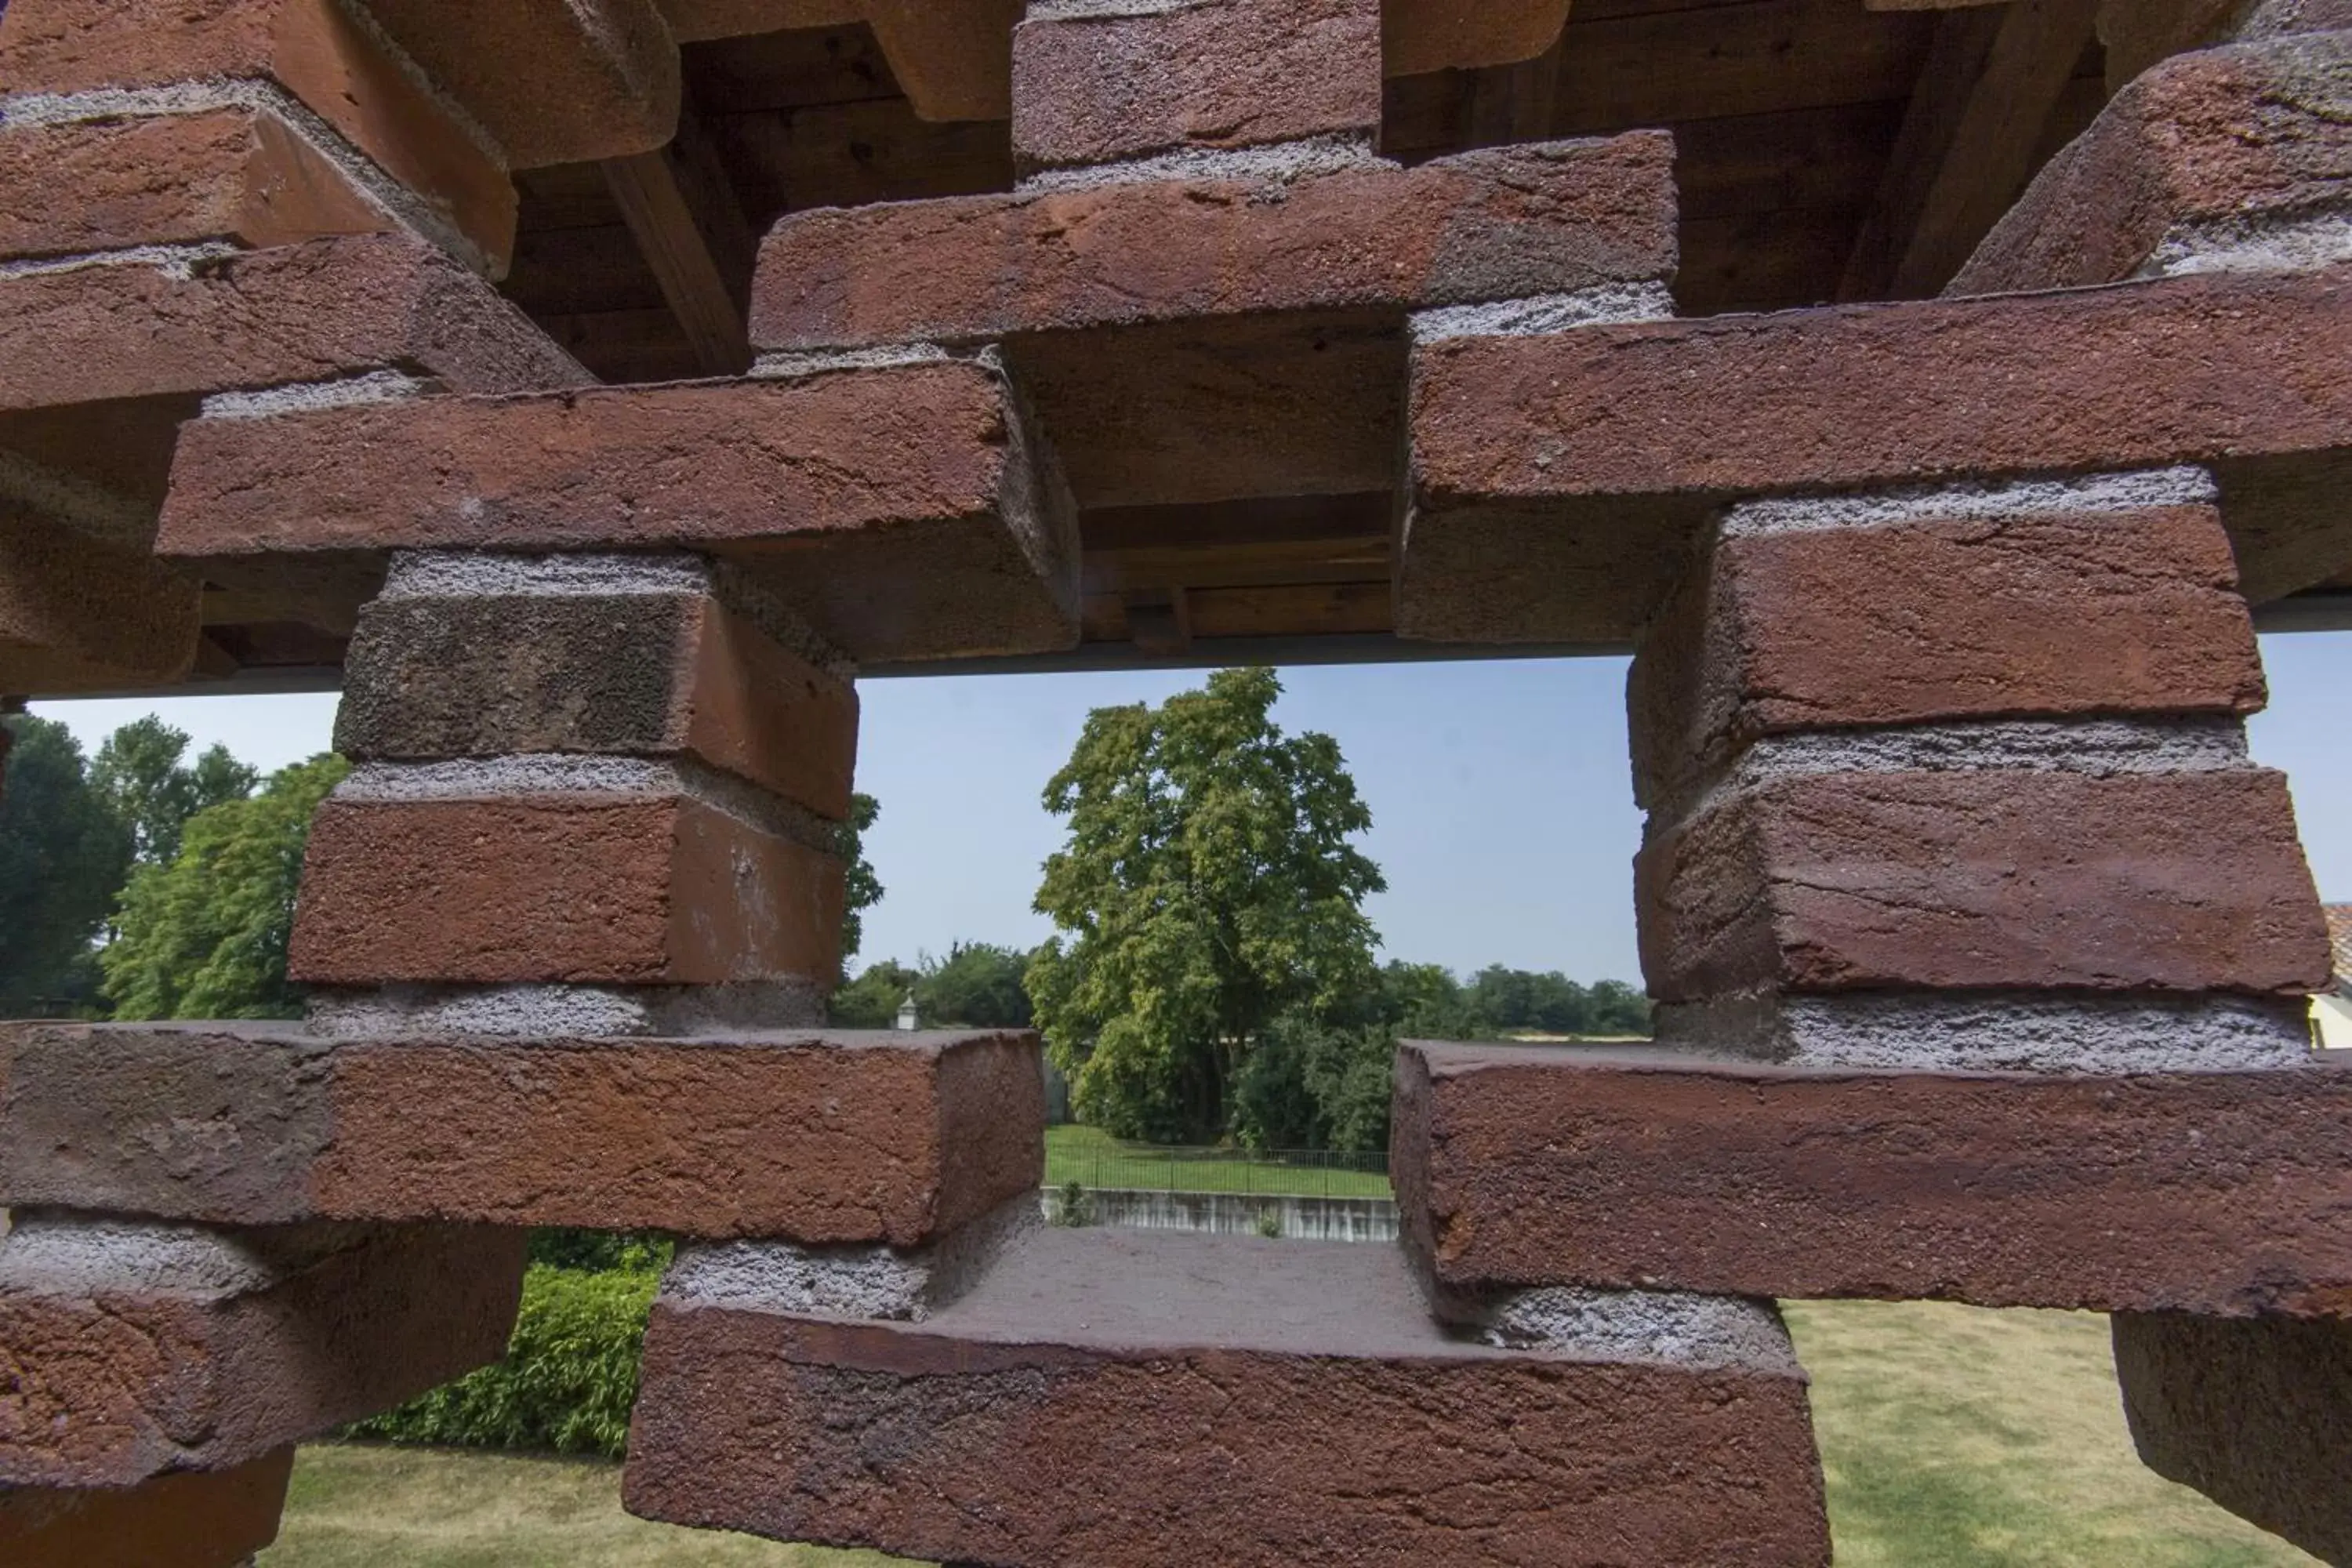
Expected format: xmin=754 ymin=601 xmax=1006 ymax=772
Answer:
xmin=262 ymin=1301 xmax=2317 ymax=1567
xmin=1043 ymin=1122 xmax=1393 ymax=1199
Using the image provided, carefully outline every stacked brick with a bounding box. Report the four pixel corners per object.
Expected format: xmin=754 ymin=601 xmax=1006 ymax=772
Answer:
xmin=0 ymin=3 xmax=576 ymax=1559
xmin=2 ymin=0 xmax=2350 ymax=1563
xmin=608 ymin=5 xmax=1831 ymax=1563
xmin=0 ymin=3 xmax=1037 ymax=1562
xmin=1390 ymin=4 xmax=2352 ymax=1562
xmin=1967 ymin=5 xmax=2352 ymax=1559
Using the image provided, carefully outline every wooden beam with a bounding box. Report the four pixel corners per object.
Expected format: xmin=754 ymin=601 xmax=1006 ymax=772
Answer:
xmin=600 ymin=94 xmax=758 ymax=377
xmin=1464 ymin=27 xmax=1565 ymax=146
xmin=1838 ymin=0 xmax=2099 ymax=299
xmin=1125 ymin=590 xmax=1193 ymax=657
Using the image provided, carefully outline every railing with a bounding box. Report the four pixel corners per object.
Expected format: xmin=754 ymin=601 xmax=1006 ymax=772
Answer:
xmin=1044 ymin=1139 xmax=1392 ymax=1200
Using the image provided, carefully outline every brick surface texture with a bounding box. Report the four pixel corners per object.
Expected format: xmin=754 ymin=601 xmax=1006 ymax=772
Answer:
xmin=4 ymin=0 xmax=2350 ymax=1559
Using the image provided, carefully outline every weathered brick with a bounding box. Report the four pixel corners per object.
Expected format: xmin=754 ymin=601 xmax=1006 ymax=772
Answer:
xmin=0 ymin=0 xmax=518 ymax=272
xmin=361 ymin=0 xmax=678 ymax=168
xmin=0 ymin=1446 xmax=292 ymax=1568
xmin=0 ymin=109 xmax=393 ymax=260
xmin=1957 ymin=31 xmax=2352 ymax=296
xmin=625 ymin=1227 xmax=1831 ymax=1567
xmin=1411 ymin=269 xmax=2352 ymax=509
xmin=0 ymin=234 xmax=587 ymax=416
xmin=158 ymin=364 xmax=1078 ymax=662
xmin=0 ymin=1022 xmax=1044 ymax=1247
xmin=289 ymin=791 xmax=845 ymax=988
xmin=751 ymin=133 xmax=1677 ymax=350
xmin=1399 ymin=268 xmax=2352 ymax=643
xmin=1011 ymin=0 xmax=1379 ymax=172
xmin=1395 ymin=1041 xmax=2352 ymax=1313
xmin=0 ymin=1219 xmax=521 ymax=1487
xmin=2113 ymin=1311 xmax=2352 ymax=1563
xmin=0 ymin=513 xmax=200 ymax=694
xmin=2092 ymin=0 xmax=2352 ymax=89
xmin=1626 ymin=499 xmax=2266 ymax=810
xmin=336 ymin=593 xmax=858 ymax=820
xmin=1635 ymin=769 xmax=2328 ymax=1001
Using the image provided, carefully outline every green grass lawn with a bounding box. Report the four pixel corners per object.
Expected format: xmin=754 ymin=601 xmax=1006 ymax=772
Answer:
xmin=1785 ymin=1301 xmax=2317 ymax=1566
xmin=259 ymin=1299 xmax=2318 ymax=1566
xmin=259 ymin=1444 xmax=900 ymax=1568
xmin=1044 ymin=1122 xmax=1393 ymax=1199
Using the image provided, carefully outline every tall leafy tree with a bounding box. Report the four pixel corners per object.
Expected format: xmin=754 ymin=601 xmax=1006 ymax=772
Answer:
xmin=920 ymin=942 xmax=1035 ymax=1029
xmin=91 ymin=716 xmax=257 ymax=868
xmin=1028 ymin=668 xmax=1384 ymax=1142
xmin=0 ymin=715 xmax=132 ymax=1016
xmin=103 ymin=753 xmax=347 ymax=1021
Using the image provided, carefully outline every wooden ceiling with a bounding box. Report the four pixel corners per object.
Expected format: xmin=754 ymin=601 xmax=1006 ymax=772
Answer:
xmin=461 ymin=2 xmax=2345 ymax=674
xmin=503 ymin=0 xmax=2109 ymax=384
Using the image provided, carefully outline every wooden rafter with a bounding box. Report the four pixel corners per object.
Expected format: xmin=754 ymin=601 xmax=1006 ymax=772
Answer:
xmin=1839 ymin=0 xmax=2100 ymax=299
xmin=601 ymin=92 xmax=758 ymax=377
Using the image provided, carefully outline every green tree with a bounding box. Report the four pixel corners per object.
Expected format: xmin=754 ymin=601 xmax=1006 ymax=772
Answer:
xmin=920 ymin=941 xmax=1035 ymax=1029
xmin=0 ymin=715 xmax=132 ymax=1016
xmin=90 ymin=716 xmax=257 ymax=867
xmin=103 ymin=753 xmax=347 ymax=1021
xmin=1028 ymin=668 xmax=1385 ymax=1143
xmin=1375 ymin=960 xmax=1476 ymax=1038
xmin=829 ymin=956 xmax=919 ymax=1029
xmin=837 ymin=791 xmax=884 ymax=967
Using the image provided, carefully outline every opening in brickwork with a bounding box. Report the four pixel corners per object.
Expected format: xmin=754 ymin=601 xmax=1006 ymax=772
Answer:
xmin=2251 ymin=627 xmax=2352 ymax=1047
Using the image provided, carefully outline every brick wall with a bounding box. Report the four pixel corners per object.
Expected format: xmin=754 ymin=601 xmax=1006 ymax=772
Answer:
xmin=2 ymin=0 xmax=2350 ymax=1562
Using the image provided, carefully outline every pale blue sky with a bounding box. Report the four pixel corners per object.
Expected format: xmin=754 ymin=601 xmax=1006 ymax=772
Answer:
xmin=35 ymin=631 xmax=2352 ymax=983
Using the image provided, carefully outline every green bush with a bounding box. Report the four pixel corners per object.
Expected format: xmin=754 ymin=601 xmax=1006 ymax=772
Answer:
xmin=1052 ymin=1178 xmax=1095 ymax=1228
xmin=347 ymin=1262 xmax=657 ymax=1458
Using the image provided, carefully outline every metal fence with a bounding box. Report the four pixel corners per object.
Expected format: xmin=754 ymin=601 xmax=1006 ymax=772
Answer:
xmin=1044 ymin=1141 xmax=1392 ymax=1200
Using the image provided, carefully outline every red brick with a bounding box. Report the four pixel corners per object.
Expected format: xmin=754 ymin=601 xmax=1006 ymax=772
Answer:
xmin=0 ymin=514 xmax=200 ymax=695
xmin=0 ymin=234 xmax=587 ymax=416
xmin=0 ymin=109 xmax=393 ymax=261
xmin=336 ymin=593 xmax=859 ymax=821
xmin=1636 ymin=768 xmax=2329 ymax=1000
xmin=1007 ymin=307 xmax=1406 ymax=510
xmin=1400 ymin=269 xmax=2352 ymax=641
xmin=1626 ymin=501 xmax=2267 ymax=809
xmin=0 ymin=1446 xmax=292 ymax=1568
xmin=157 ymin=365 xmax=1079 ymax=662
xmin=2114 ymin=1312 xmax=2352 ymax=1563
xmin=1011 ymin=0 xmax=1379 ymax=172
xmin=0 ymin=1221 xmax=521 ymax=1487
xmin=625 ymin=1228 xmax=1831 ymax=1567
xmin=751 ymin=133 xmax=1677 ymax=350
xmin=0 ymin=0 xmax=518 ymax=272
xmin=0 ymin=1023 xmax=1044 ymax=1246
xmin=1412 ymin=269 xmax=2352 ymax=506
xmin=361 ymin=0 xmax=678 ymax=168
xmin=1396 ymin=1041 xmax=2352 ymax=1313
xmin=289 ymin=793 xmax=844 ymax=987
xmin=1957 ymin=33 xmax=2352 ymax=296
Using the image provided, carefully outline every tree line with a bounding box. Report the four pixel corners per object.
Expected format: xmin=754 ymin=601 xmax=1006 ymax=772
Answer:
xmin=5 ymin=675 xmax=1649 ymax=1160
xmin=0 ymin=712 xmax=885 ymax=1022
xmin=0 ymin=714 xmax=321 ymax=1019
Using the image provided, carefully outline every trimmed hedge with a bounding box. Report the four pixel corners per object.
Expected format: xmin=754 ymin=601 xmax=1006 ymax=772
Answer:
xmin=347 ymin=1262 xmax=657 ymax=1458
